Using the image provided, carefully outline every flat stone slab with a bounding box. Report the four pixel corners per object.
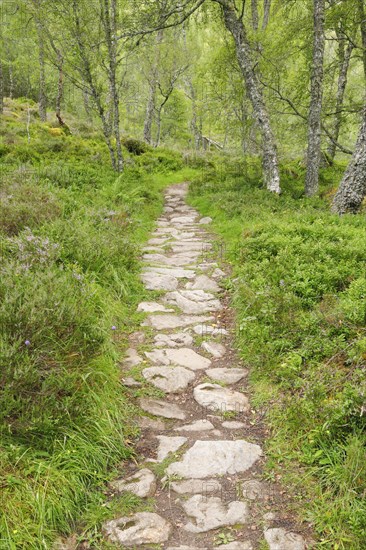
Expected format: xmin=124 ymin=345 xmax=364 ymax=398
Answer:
xmin=109 ymin=468 xmax=156 ymax=498
xmin=186 ymin=275 xmax=221 ymax=292
xmin=171 ymin=478 xmax=222 ymax=495
xmin=175 ymin=419 xmax=214 ymax=432
xmin=145 ymin=348 xmax=211 ymax=371
xmin=122 ymin=348 xmax=142 ymax=368
xmin=193 ymin=324 xmax=228 ymax=336
xmin=171 ymin=242 xmax=208 ymax=252
xmin=264 ymin=528 xmax=306 ymax=550
xmin=170 ymin=216 xmax=197 ymax=224
xmin=142 ymin=366 xmax=195 ymax=393
xmin=138 ymin=417 xmax=166 ymax=431
xmin=212 ymin=267 xmax=226 ymax=279
xmin=143 ymin=314 xmax=213 ymax=330
xmin=167 ymin=545 xmax=252 ymax=550
xmin=143 ymin=252 xmax=201 ymax=267
xmin=143 ymin=266 xmax=196 ymax=279
xmin=137 ymin=301 xmax=174 ymax=313
xmin=165 ymin=290 xmax=222 ymax=314
xmin=156 ymin=436 xmax=187 ymax=461
xmin=222 ymin=421 xmax=246 ymax=429
xmin=139 ymin=398 xmax=186 ymax=420
xmin=182 ymin=495 xmax=249 ymax=533
xmin=154 ymin=333 xmax=194 ymax=348
xmin=166 ymin=440 xmax=262 ymax=478
xmin=103 ymin=512 xmax=172 ymax=546
xmin=141 ymin=272 xmax=178 ymax=291
xmin=241 ymin=479 xmax=266 ymax=500
xmin=205 ymin=367 xmax=248 ymax=384
xmin=199 ymin=217 xmax=212 ymax=224
xmin=201 ymin=341 xmax=226 ymax=358
xmin=194 ymin=383 xmax=250 ymax=413
xmin=122 ymin=377 xmax=142 ymax=388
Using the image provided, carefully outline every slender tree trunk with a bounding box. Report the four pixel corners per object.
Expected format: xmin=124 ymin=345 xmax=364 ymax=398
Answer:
xmin=35 ymin=2 xmax=47 ymax=122
xmin=305 ymin=0 xmax=325 ymax=196
xmin=216 ymin=0 xmax=281 ymax=193
xmin=332 ymin=104 xmax=366 ymax=214
xmin=56 ymin=50 xmax=64 ymax=122
xmin=155 ymin=106 xmax=163 ymax=147
xmin=144 ymin=30 xmax=163 ymax=144
xmin=251 ymin=0 xmax=259 ymax=30
xmin=102 ymin=0 xmax=123 ymax=172
xmin=327 ymin=37 xmax=353 ymax=162
xmin=358 ymin=0 xmax=366 ymax=80
xmin=262 ymin=0 xmax=271 ymax=30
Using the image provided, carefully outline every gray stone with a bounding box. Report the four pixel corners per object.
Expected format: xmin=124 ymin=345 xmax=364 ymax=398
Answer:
xmin=166 ymin=547 xmax=206 ymax=550
xmin=122 ymin=377 xmax=142 ymax=388
xmin=182 ymin=495 xmax=249 ymax=533
xmin=109 ymin=468 xmax=156 ymax=498
xmin=205 ymin=367 xmax=248 ymax=384
xmin=193 ymin=383 xmax=250 ymax=413
xmin=143 ymin=252 xmax=201 ymax=267
xmin=103 ymin=512 xmax=172 ymax=546
xmin=175 ymin=419 xmax=214 ymax=432
xmin=137 ymin=301 xmax=174 ymax=313
xmin=221 ymin=544 xmax=253 ymax=550
xmin=211 ymin=268 xmax=226 ymax=279
xmin=139 ymin=398 xmax=186 ymax=420
xmin=141 ymin=272 xmax=178 ymax=291
xmin=166 ymin=440 xmax=262 ymax=478
xmin=145 ymin=348 xmax=211 ymax=371
xmin=156 ymin=436 xmax=187 ymax=461
xmin=199 ymin=217 xmax=212 ymax=224
xmin=222 ymin=421 xmax=245 ymax=429
xmin=154 ymin=332 xmax=194 ymax=348
xmin=138 ymin=417 xmax=166 ymax=431
xmin=186 ymin=275 xmax=221 ymax=292
xmin=264 ymin=528 xmax=306 ymax=550
xmin=201 ymin=341 xmax=226 ymax=358
xmin=122 ymin=348 xmax=142 ymax=368
xmin=147 ymin=237 xmax=169 ymax=245
xmin=143 ymin=314 xmax=213 ymax=330
xmin=170 ymin=216 xmax=197 ymax=224
xmin=142 ymin=366 xmax=195 ymax=393
xmin=193 ymin=324 xmax=228 ymax=336
xmin=165 ymin=289 xmax=222 ymax=314
xmin=241 ymin=479 xmax=266 ymax=500
xmin=143 ymin=266 xmax=196 ymax=279
xmin=171 ymin=478 xmax=222 ymax=495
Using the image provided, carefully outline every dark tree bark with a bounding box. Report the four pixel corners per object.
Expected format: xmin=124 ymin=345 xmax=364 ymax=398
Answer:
xmin=305 ymin=0 xmax=325 ymax=196
xmin=262 ymin=0 xmax=271 ymax=30
xmin=214 ymin=0 xmax=281 ymax=193
xmin=327 ymin=34 xmax=353 ymax=162
xmin=332 ymin=104 xmax=366 ymax=214
xmin=251 ymin=0 xmax=259 ymax=30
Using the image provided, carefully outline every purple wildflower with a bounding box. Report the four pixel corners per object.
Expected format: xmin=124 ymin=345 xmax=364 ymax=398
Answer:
xmin=25 ymin=340 xmax=31 ymax=346
xmin=111 ymin=326 xmax=117 ymax=331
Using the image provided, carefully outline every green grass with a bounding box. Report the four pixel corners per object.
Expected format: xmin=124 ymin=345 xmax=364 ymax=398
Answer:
xmin=188 ymin=155 xmax=366 ymax=550
xmin=0 ymin=100 xmax=197 ymax=549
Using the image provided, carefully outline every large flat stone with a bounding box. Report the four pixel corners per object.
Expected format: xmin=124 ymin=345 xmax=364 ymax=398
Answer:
xmin=186 ymin=275 xmax=221 ymax=292
xmin=264 ymin=528 xmax=306 ymax=550
xmin=156 ymin=436 xmax=187 ymax=461
xmin=143 ymin=266 xmax=196 ymax=279
xmin=165 ymin=290 xmax=222 ymax=314
xmin=171 ymin=478 xmax=222 ymax=495
xmin=103 ymin=512 xmax=171 ymax=546
xmin=182 ymin=495 xmax=249 ymax=533
xmin=194 ymin=383 xmax=249 ymax=413
xmin=143 ymin=253 xmax=201 ymax=267
xmin=193 ymin=324 xmax=228 ymax=336
xmin=175 ymin=419 xmax=214 ymax=432
xmin=205 ymin=367 xmax=248 ymax=384
xmin=143 ymin=314 xmax=213 ymax=330
xmin=139 ymin=398 xmax=186 ymax=420
xmin=109 ymin=468 xmax=156 ymax=498
xmin=201 ymin=341 xmax=226 ymax=358
xmin=141 ymin=272 xmax=178 ymax=291
xmin=122 ymin=348 xmax=142 ymax=368
xmin=142 ymin=366 xmax=195 ymax=393
xmin=145 ymin=348 xmax=211 ymax=370
xmin=166 ymin=440 xmax=262 ymax=478
xmin=154 ymin=332 xmax=194 ymax=348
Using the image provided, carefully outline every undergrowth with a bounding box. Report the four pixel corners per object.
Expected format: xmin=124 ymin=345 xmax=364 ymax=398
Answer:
xmin=0 ymin=99 xmax=197 ymax=549
xmin=188 ymin=155 xmax=366 ymax=550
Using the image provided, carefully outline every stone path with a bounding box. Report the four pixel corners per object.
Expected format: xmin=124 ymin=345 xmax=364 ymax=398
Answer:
xmin=104 ymin=184 xmax=310 ymax=549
